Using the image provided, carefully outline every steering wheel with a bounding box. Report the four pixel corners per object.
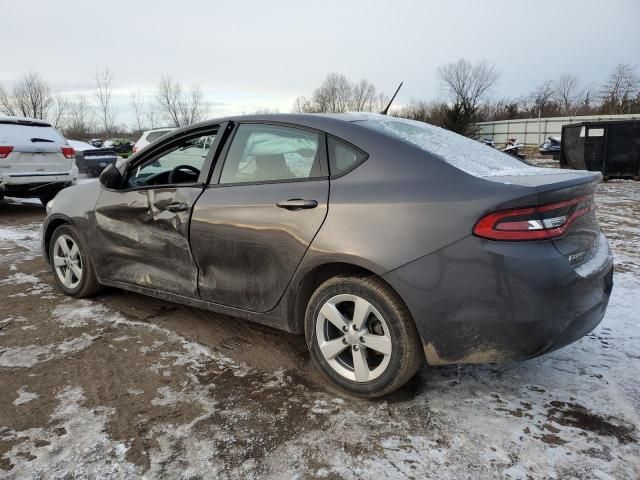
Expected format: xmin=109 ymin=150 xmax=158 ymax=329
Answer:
xmin=168 ymin=164 xmax=200 ymax=184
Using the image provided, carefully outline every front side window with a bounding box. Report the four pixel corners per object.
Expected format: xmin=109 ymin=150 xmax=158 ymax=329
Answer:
xmin=219 ymin=124 xmax=321 ymax=184
xmin=127 ymin=133 xmax=216 ymax=187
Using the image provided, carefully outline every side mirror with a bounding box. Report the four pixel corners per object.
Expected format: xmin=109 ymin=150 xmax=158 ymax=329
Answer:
xmin=99 ymin=164 xmax=123 ymax=189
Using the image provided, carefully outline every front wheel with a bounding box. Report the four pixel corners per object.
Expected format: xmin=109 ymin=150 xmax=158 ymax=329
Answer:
xmin=48 ymin=225 xmax=102 ymax=298
xmin=305 ymin=275 xmax=423 ymax=398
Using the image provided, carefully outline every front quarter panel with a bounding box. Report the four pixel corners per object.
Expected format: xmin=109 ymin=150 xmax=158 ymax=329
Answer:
xmin=41 ymin=181 xmax=102 ymax=263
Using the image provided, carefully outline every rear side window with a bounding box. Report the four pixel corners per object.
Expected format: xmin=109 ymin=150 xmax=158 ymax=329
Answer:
xmin=0 ymin=123 xmax=65 ymax=144
xmin=219 ymin=124 xmax=321 ymax=184
xmin=146 ymin=130 xmax=171 ymax=142
xmin=327 ymin=136 xmax=367 ymax=176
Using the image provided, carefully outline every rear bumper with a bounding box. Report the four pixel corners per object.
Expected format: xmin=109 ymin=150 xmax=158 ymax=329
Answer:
xmin=383 ymin=235 xmax=614 ymax=365
xmin=0 ymin=173 xmax=75 ymax=197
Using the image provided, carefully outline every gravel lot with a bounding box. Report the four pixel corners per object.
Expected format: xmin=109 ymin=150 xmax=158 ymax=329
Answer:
xmin=1 ymin=176 xmax=639 ymax=479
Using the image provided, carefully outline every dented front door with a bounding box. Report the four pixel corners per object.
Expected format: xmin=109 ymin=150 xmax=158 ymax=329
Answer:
xmin=93 ymin=186 xmax=203 ymax=297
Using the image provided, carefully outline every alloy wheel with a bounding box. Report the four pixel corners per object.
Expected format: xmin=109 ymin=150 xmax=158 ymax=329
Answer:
xmin=53 ymin=234 xmax=83 ymax=289
xmin=315 ymin=294 xmax=392 ymax=382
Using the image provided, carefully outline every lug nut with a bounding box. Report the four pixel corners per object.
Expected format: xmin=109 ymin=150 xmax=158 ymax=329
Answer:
xmin=359 ymin=336 xmax=365 ymax=343
xmin=342 ymin=326 xmax=349 ymax=332
xmin=342 ymin=338 xmax=348 ymax=345
xmin=353 ymin=345 xmax=359 ymax=351
xmin=352 ymin=324 xmax=358 ymax=330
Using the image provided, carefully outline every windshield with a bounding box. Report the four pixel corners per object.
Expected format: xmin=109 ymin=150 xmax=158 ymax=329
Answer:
xmin=352 ymin=113 xmax=561 ymax=178
xmin=0 ymin=123 xmax=65 ymax=145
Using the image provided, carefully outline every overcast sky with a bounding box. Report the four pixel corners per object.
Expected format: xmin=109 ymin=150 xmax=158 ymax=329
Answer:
xmin=2 ymin=0 xmax=639 ymax=125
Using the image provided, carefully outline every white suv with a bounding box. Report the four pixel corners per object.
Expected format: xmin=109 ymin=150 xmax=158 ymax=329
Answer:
xmin=132 ymin=127 xmax=174 ymax=153
xmin=0 ymin=117 xmax=78 ymax=205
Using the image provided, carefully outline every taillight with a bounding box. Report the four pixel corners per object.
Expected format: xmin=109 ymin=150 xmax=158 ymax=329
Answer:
xmin=473 ymin=195 xmax=595 ymax=241
xmin=61 ymin=146 xmax=75 ymax=159
xmin=0 ymin=146 xmax=14 ymax=158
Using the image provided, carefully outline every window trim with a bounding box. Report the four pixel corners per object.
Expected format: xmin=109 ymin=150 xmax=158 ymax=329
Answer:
xmin=326 ymin=134 xmax=369 ymax=179
xmin=108 ymin=124 xmax=225 ymax=192
xmin=209 ymin=121 xmax=329 ymax=187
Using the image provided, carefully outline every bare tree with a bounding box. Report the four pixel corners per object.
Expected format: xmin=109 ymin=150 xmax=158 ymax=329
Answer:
xmin=312 ymin=73 xmax=353 ymax=113
xmin=394 ymin=100 xmax=447 ymax=125
xmin=0 ymin=72 xmax=54 ymax=119
xmin=350 ymin=79 xmax=377 ymax=111
xmin=130 ymin=91 xmax=146 ymax=132
xmin=531 ymin=80 xmax=561 ymax=117
xmin=64 ymin=96 xmax=95 ymax=139
xmin=437 ymin=59 xmax=498 ymax=136
xmin=292 ymin=95 xmax=315 ymax=113
xmin=600 ymin=63 xmax=640 ymax=114
xmin=94 ymin=68 xmax=116 ymax=135
xmin=0 ymin=84 xmax=17 ymax=116
xmin=291 ymin=74 xmax=386 ymax=113
xmin=438 ymin=59 xmax=499 ymax=112
xmin=48 ymin=95 xmax=69 ymax=129
xmin=146 ymin=104 xmax=159 ymax=129
xmin=554 ymin=73 xmax=581 ymax=113
xmin=156 ymin=75 xmax=208 ymax=127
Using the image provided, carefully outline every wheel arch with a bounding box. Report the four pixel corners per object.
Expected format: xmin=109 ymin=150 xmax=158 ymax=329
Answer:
xmin=42 ymin=215 xmax=75 ymax=264
xmin=291 ymin=261 xmax=414 ymax=336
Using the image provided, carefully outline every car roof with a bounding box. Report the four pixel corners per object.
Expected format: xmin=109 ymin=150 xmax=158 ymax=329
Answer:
xmin=167 ymin=112 xmax=383 ymax=140
xmin=0 ymin=116 xmax=52 ymax=127
xmin=145 ymin=127 xmax=175 ymax=132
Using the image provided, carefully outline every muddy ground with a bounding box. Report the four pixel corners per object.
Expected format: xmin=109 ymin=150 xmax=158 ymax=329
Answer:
xmin=1 ymin=177 xmax=639 ymax=479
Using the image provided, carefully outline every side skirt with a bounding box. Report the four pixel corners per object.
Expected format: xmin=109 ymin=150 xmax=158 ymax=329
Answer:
xmin=100 ymin=279 xmax=295 ymax=334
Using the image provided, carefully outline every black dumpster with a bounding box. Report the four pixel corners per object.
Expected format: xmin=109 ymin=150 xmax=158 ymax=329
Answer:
xmin=560 ymin=120 xmax=640 ymax=179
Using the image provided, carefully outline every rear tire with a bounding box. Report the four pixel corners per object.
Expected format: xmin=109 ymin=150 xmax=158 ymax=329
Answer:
xmin=305 ymin=275 xmax=423 ymax=398
xmin=48 ymin=225 xmax=102 ymax=298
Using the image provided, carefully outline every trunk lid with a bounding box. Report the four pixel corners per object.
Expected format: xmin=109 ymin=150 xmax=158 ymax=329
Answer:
xmin=487 ymin=171 xmax=610 ymax=275
xmin=3 ymin=143 xmax=73 ymax=176
xmin=0 ymin=121 xmax=73 ymax=177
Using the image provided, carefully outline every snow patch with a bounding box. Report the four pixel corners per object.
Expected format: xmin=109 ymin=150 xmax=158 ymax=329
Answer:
xmin=13 ymin=386 xmax=39 ymax=405
xmin=2 ymin=386 xmax=141 ymax=478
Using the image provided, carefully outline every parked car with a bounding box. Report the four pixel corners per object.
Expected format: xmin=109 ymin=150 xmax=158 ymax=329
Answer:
xmin=539 ymin=136 xmax=561 ymax=155
xmin=42 ymin=113 xmax=614 ymax=397
xmin=0 ymin=116 xmax=77 ymax=205
xmin=480 ymin=137 xmax=495 ymax=148
xmin=133 ymin=128 xmax=174 ymax=153
xmin=102 ymin=138 xmax=133 ymax=156
xmin=89 ymin=138 xmax=103 ymax=148
xmin=67 ymin=140 xmax=118 ymax=177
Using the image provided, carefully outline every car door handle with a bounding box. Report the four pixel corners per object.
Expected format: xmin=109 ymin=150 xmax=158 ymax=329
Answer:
xmin=164 ymin=202 xmax=189 ymax=213
xmin=276 ymin=199 xmax=318 ymax=210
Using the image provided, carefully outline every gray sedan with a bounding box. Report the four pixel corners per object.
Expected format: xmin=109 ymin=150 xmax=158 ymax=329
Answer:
xmin=41 ymin=113 xmax=614 ymax=397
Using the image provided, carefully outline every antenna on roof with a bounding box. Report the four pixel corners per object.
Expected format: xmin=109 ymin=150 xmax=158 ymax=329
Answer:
xmin=380 ymin=82 xmax=403 ymax=115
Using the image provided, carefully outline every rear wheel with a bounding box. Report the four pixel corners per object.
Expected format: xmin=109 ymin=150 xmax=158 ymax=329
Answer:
xmin=49 ymin=225 xmax=102 ymax=297
xmin=305 ymin=275 xmax=423 ymax=398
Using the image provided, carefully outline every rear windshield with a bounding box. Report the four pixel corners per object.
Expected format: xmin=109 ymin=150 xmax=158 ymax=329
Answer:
xmin=0 ymin=123 xmax=65 ymax=145
xmin=353 ymin=114 xmax=559 ymax=178
xmin=146 ymin=130 xmax=171 ymax=142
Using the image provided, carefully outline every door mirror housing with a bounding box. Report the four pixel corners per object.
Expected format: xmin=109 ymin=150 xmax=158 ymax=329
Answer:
xmin=99 ymin=164 xmax=123 ymax=189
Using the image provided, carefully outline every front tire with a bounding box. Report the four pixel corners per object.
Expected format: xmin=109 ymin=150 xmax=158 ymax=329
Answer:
xmin=48 ymin=225 xmax=102 ymax=298
xmin=305 ymin=275 xmax=423 ymax=398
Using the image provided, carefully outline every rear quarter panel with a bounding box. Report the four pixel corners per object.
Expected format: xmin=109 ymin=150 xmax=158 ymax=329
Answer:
xmin=306 ymin=129 xmax=539 ymax=273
